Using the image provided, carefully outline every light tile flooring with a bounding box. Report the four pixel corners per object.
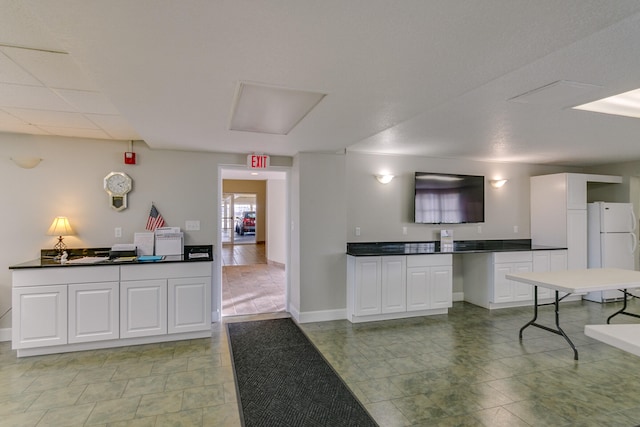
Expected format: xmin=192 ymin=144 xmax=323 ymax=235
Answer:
xmin=221 ymin=243 xmax=286 ymax=316
xmin=2 ymin=299 xmax=640 ymax=425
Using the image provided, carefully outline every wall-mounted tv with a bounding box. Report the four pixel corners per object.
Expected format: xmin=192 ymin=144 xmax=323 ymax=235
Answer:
xmin=414 ymin=172 xmax=485 ymax=224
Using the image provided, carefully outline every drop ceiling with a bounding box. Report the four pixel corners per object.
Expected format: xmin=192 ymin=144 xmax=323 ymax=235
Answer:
xmin=4 ymin=1 xmax=640 ymax=166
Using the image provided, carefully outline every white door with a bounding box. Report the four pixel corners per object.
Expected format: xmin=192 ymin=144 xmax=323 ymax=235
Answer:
xmin=430 ymin=266 xmax=452 ymax=309
xmin=381 ymin=256 xmax=406 ymax=314
xmin=168 ymin=277 xmax=211 ymax=333
xmin=120 ymin=280 xmax=167 ymax=338
xmin=600 ymin=203 xmax=635 ymax=233
xmin=354 ymin=258 xmax=381 ymax=316
xmin=68 ymin=282 xmax=119 ymax=343
xmin=406 ymin=268 xmax=429 ymax=311
xmin=12 ymin=285 xmax=67 ymax=349
xmin=601 ymin=233 xmax=635 ymax=269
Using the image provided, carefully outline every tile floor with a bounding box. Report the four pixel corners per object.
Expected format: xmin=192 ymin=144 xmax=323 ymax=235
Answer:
xmin=2 ymin=299 xmax=640 ymax=425
xmin=221 ymin=243 xmax=286 ymax=316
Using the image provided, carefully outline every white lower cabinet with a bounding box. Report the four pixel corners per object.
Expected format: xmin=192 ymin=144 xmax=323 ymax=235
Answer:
xmin=12 ymin=262 xmax=212 ymax=357
xmin=168 ymin=277 xmax=212 ymax=334
xmin=347 ymin=254 xmax=452 ymax=323
xmin=12 ymin=285 xmax=67 ymax=349
xmin=406 ymin=255 xmax=453 ymax=311
xmin=120 ymin=279 xmax=167 ymax=338
xmin=463 ymin=250 xmax=568 ymax=309
xmin=69 ymin=282 xmax=119 ymax=343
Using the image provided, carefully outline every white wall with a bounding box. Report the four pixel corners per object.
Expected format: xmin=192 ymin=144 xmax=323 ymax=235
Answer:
xmin=267 ymin=178 xmax=286 ymax=265
xmin=346 ymin=152 xmax=583 ymax=242
xmin=0 ymin=133 xmax=293 ymax=332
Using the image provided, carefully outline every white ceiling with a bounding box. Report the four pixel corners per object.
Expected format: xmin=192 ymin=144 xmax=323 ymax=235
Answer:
xmin=4 ymin=1 xmax=640 ymax=166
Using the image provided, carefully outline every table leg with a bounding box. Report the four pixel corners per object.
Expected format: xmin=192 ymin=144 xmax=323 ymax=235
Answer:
xmin=519 ymin=287 xmax=579 ymax=360
xmin=607 ymin=289 xmax=640 ymax=323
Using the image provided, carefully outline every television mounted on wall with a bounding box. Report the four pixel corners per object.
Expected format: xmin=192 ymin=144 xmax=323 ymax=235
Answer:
xmin=414 ymin=172 xmax=485 ymax=224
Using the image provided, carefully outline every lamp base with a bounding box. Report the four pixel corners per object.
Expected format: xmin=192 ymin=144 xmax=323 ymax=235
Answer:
xmin=53 ymin=236 xmax=66 ymax=255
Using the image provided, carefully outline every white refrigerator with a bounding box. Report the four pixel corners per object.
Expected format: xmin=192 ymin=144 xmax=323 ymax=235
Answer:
xmin=586 ymin=202 xmax=638 ymax=302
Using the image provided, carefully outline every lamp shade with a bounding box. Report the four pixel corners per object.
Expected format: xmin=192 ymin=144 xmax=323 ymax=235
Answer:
xmin=47 ymin=217 xmax=75 ymax=236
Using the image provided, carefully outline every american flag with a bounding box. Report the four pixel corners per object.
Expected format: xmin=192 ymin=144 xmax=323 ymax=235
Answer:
xmin=146 ymin=204 xmax=166 ymax=231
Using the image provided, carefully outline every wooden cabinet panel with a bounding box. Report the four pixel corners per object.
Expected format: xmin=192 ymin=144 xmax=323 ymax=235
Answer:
xmin=168 ymin=277 xmax=211 ymax=334
xmin=120 ymin=280 xmax=167 ymax=338
xmin=68 ymin=282 xmax=119 ymax=343
xmin=12 ymin=285 xmax=67 ymax=349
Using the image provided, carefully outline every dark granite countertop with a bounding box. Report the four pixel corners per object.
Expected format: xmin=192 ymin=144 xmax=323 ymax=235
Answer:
xmin=346 ymin=239 xmax=566 ymax=256
xmin=9 ymin=245 xmax=213 ymax=269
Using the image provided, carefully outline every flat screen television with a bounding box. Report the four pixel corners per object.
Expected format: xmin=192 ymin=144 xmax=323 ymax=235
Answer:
xmin=414 ymin=172 xmax=485 ymax=224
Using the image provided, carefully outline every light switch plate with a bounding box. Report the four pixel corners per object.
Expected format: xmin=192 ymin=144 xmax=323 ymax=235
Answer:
xmin=186 ymin=220 xmax=200 ymax=231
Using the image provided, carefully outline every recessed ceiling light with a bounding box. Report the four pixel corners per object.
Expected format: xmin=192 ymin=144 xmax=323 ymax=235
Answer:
xmin=573 ymin=87 xmax=640 ymax=119
xmin=229 ymin=82 xmax=326 ymax=135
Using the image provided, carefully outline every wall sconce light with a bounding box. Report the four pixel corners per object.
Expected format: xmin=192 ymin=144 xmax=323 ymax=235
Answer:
xmin=490 ymin=179 xmax=508 ymax=188
xmin=11 ymin=157 xmax=43 ymax=169
xmin=375 ymin=174 xmax=394 ymax=184
xmin=47 ymin=216 xmax=76 ymax=255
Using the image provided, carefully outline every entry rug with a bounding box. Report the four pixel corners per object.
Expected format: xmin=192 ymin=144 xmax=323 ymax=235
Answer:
xmin=227 ymin=318 xmax=378 ymax=427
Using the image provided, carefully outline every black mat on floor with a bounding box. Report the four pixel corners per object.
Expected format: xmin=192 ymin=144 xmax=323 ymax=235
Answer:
xmin=227 ymin=318 xmax=378 ymax=427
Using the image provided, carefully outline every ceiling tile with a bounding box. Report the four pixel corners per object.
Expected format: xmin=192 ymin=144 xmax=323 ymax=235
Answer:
xmin=4 ymin=108 xmax=98 ymax=128
xmin=36 ymin=126 xmax=111 ymax=139
xmin=0 ymin=50 xmax=41 ymax=85
xmin=0 ymin=83 xmax=75 ymax=111
xmin=1 ymin=46 xmax=99 ymax=91
xmin=53 ymin=88 xmax=121 ymax=115
xmin=86 ymin=114 xmax=141 ymax=140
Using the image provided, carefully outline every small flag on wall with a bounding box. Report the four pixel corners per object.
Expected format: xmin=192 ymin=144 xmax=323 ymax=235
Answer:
xmin=146 ymin=204 xmax=166 ymax=231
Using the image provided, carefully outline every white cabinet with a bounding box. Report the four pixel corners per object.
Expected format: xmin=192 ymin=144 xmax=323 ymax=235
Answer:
xmin=12 ymin=285 xmax=67 ymax=349
xmin=531 ymin=173 xmax=621 ymax=270
xmin=347 ymin=254 xmax=452 ymax=323
xmin=532 ymin=250 xmax=568 ymax=299
xmin=406 ymin=255 xmax=452 ymax=311
xmin=12 ymin=261 xmax=212 ymax=357
xmin=168 ymin=277 xmax=212 ymax=334
xmin=381 ymin=256 xmax=406 ymax=314
xmin=120 ymin=279 xmax=167 ymax=338
xmin=69 ymin=282 xmax=119 ymax=343
xmin=353 ymin=257 xmax=381 ymax=316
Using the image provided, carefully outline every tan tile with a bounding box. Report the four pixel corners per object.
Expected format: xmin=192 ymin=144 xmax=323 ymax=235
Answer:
xmin=182 ymin=385 xmax=226 ymax=410
xmin=36 ymin=403 xmax=95 ymax=426
xmin=135 ymin=390 xmax=184 ymax=417
xmin=202 ymin=403 xmax=242 ymax=427
xmin=77 ymin=380 xmax=127 ymax=404
xmin=29 ymin=385 xmax=87 ymax=411
xmin=122 ymin=375 xmax=167 ymax=397
xmin=84 ymin=396 xmax=141 ymax=425
xmin=165 ymin=369 xmax=205 ymax=391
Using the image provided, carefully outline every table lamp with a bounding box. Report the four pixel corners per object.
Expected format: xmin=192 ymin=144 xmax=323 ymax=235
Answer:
xmin=47 ymin=216 xmax=75 ymax=255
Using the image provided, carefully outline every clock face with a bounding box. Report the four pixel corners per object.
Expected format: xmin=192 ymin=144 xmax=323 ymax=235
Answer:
xmin=104 ymin=172 xmax=132 ymax=196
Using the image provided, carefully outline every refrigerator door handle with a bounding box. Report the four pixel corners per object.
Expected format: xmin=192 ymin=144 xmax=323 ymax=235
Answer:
xmin=631 ymin=232 xmax=638 ymax=254
xmin=631 ymin=208 xmax=637 ymax=232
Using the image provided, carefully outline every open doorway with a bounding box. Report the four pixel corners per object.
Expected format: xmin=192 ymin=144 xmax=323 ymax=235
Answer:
xmin=220 ymin=169 xmax=288 ymax=317
xmin=221 ymin=193 xmax=256 ymax=245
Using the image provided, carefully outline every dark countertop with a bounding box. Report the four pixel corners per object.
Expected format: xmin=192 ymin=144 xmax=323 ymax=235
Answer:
xmin=9 ymin=245 xmax=213 ymax=269
xmin=346 ymin=239 xmax=566 ymax=256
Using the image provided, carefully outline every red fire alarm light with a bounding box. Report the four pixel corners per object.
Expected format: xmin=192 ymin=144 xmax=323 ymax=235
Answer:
xmin=124 ymin=151 xmax=136 ymax=164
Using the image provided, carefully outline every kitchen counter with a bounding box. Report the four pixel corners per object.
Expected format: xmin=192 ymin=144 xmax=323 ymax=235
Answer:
xmin=9 ymin=245 xmax=213 ymax=269
xmin=346 ymin=239 xmax=565 ymax=256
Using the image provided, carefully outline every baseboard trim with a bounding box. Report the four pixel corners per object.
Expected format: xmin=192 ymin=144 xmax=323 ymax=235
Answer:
xmin=0 ymin=328 xmax=10 ymax=342
xmin=297 ymin=308 xmax=346 ymax=324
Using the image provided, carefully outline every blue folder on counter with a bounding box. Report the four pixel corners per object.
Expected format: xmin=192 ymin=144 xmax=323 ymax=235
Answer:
xmin=137 ymin=255 xmax=165 ymax=262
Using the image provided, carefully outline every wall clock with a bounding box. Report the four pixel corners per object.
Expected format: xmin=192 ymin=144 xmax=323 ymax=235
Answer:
xmin=104 ymin=172 xmax=133 ymax=211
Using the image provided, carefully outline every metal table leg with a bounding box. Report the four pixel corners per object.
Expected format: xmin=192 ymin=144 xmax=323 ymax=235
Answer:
xmin=520 ymin=286 xmax=579 ymax=360
xmin=607 ymin=289 xmax=640 ymax=323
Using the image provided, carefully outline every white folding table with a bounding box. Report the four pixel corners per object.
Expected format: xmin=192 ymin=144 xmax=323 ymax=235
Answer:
xmin=506 ymin=268 xmax=640 ymax=360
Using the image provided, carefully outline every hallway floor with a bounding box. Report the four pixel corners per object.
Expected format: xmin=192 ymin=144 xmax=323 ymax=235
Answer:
xmin=2 ymin=299 xmax=640 ymax=426
xmin=221 ymin=243 xmax=286 ymax=317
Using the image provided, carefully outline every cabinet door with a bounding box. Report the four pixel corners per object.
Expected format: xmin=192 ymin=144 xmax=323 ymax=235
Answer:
xmin=68 ymin=282 xmax=119 ymax=343
xmin=168 ymin=277 xmax=211 ymax=334
xmin=406 ymin=267 xmax=429 ymax=311
xmin=532 ymin=252 xmax=552 ymax=299
xmin=120 ymin=280 xmax=167 ymax=338
xmin=381 ymin=256 xmax=406 ymax=314
xmin=12 ymin=285 xmax=67 ymax=349
xmin=512 ymin=263 xmax=533 ymax=301
xmin=493 ymin=264 xmax=514 ymax=303
xmin=430 ymin=266 xmax=453 ymax=309
xmin=567 ymin=209 xmax=588 ymax=269
xmin=354 ymin=258 xmax=381 ymax=316
xmin=566 ymin=174 xmax=587 ymax=210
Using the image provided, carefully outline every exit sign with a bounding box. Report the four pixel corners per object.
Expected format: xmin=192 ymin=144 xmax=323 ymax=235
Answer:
xmin=247 ymin=154 xmax=270 ymax=169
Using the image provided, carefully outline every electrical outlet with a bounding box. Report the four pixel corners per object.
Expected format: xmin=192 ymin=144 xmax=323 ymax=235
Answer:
xmin=355 ymin=227 xmax=361 ymax=236
xmin=402 ymin=226 xmax=407 ymax=235
xmin=115 ymin=227 xmax=122 ymax=238
xmin=513 ymin=225 xmax=519 ymax=233
xmin=477 ymin=225 xmax=482 ymax=234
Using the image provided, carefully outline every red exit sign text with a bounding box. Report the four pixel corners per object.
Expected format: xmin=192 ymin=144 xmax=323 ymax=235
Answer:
xmin=247 ymin=154 xmax=270 ymax=169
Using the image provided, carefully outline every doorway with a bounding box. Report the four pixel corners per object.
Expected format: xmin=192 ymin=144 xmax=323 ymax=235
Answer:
xmin=221 ymin=193 xmax=256 ymax=245
xmin=219 ymin=169 xmax=288 ymax=317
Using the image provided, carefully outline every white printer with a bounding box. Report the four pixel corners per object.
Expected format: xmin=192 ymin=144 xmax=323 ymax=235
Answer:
xmin=154 ymin=227 xmax=183 ymax=256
